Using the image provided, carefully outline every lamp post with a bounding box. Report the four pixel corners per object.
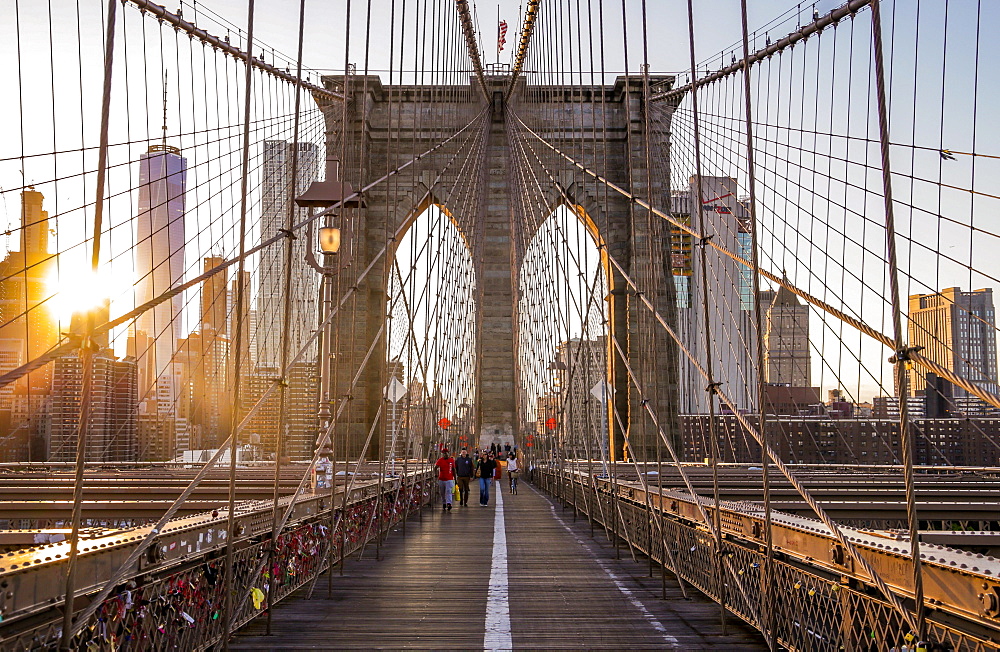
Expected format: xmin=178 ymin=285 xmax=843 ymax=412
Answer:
xmin=296 ymin=155 xmax=360 ymax=461
xmin=295 ymin=154 xmax=362 ymax=594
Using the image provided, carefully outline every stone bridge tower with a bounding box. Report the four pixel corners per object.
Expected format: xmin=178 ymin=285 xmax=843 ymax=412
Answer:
xmin=320 ymin=73 xmax=680 ymax=462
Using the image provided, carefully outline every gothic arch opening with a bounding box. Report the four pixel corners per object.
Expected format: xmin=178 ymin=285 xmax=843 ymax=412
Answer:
xmin=386 ymin=203 xmax=477 ymax=461
xmin=517 ymin=202 xmax=610 ymax=462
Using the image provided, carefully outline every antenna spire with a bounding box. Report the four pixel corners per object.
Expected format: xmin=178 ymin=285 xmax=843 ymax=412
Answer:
xmin=162 ymin=70 xmax=169 ymax=147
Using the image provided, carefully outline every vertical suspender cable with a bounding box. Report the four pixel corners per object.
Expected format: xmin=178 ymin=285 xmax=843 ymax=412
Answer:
xmin=870 ymin=0 xmax=924 ymax=640
xmin=222 ymin=0 xmax=256 ymax=648
xmin=685 ymin=0 xmax=727 ymax=635
xmin=59 ymin=1 xmax=118 ymax=648
xmin=266 ymin=0 xmax=309 ymax=635
xmin=335 ymin=0 xmax=354 ymax=586
xmin=738 ymin=1 xmax=776 ymax=647
xmin=639 ymin=0 xmax=681 ymax=600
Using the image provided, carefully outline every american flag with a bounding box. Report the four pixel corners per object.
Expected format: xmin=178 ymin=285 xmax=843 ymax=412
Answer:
xmin=498 ymin=20 xmax=508 ymax=51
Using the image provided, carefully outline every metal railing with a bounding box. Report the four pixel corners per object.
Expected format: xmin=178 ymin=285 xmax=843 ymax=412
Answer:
xmin=0 ymin=469 xmax=433 ymax=650
xmin=533 ymin=467 xmax=1000 ymax=652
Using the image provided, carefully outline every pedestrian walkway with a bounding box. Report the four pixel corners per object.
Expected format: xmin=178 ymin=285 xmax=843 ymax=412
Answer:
xmin=232 ymin=481 xmax=767 ymax=650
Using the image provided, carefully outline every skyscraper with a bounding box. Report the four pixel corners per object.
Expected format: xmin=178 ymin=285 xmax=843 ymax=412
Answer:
xmin=228 ymin=270 xmax=252 ymax=372
xmin=200 ymin=256 xmax=228 ymax=335
xmin=134 ymin=144 xmax=186 ymax=412
xmin=256 ymin=140 xmax=319 ymax=369
xmin=907 ymin=287 xmax=999 ymax=402
xmin=764 ymin=284 xmax=812 ymax=387
xmin=241 ymin=361 xmax=319 ymax=460
xmin=672 ymin=176 xmax=758 ymax=413
xmin=0 ymin=189 xmax=58 ymax=461
xmin=0 ymin=188 xmax=58 ymax=369
xmin=176 ymin=329 xmax=229 ymax=450
xmin=49 ymin=349 xmax=138 ymax=462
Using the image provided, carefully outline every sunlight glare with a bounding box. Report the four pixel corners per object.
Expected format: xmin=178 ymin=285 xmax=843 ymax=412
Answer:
xmin=48 ymin=268 xmax=123 ymax=325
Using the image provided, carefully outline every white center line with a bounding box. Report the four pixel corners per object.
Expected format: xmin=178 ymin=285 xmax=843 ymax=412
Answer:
xmin=529 ymin=484 xmax=680 ymax=646
xmin=484 ymin=482 xmax=512 ymax=651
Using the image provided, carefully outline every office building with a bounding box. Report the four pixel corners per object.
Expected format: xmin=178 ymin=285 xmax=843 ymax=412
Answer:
xmin=134 ymin=145 xmax=186 ymax=411
xmin=0 ymin=190 xmax=60 ymax=461
xmin=137 ymin=412 xmax=176 ymax=461
xmin=764 ymin=284 xmax=811 ymax=387
xmin=176 ymin=329 xmax=229 ymax=451
xmin=671 ymin=176 xmax=758 ymax=413
xmin=907 ymin=288 xmax=999 ymax=408
xmin=872 ymin=395 xmax=927 ymax=419
xmin=256 ymin=140 xmax=319 ymax=369
xmin=240 ymin=362 xmax=320 ymax=460
xmin=0 ymin=189 xmax=58 ymax=371
xmin=228 ymin=271 xmax=253 ymax=372
xmin=49 ymin=350 xmax=138 ymax=462
xmin=201 ymin=256 xmax=228 ymax=336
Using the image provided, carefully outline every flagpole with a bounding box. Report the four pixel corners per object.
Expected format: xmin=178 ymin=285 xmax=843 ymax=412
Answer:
xmin=497 ymin=4 xmax=500 ymax=64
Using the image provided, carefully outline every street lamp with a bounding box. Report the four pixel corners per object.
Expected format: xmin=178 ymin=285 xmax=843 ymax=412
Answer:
xmin=294 ymin=153 xmax=364 ymax=598
xmin=295 ymin=154 xmax=364 ymax=451
xmin=319 ymin=226 xmax=341 ymax=253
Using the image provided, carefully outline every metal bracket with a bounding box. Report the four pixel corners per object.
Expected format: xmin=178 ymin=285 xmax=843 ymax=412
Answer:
xmin=888 ymin=345 xmax=925 ymax=364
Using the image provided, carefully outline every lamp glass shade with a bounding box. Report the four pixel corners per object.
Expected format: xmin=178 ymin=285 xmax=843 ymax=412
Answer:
xmin=319 ymin=226 xmax=341 ymax=253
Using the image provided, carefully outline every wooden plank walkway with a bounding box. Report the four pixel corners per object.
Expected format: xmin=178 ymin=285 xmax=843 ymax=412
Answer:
xmin=232 ymin=480 xmax=767 ymax=650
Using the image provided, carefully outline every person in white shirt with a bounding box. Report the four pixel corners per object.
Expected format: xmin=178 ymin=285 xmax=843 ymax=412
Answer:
xmin=506 ymin=452 xmax=520 ymax=494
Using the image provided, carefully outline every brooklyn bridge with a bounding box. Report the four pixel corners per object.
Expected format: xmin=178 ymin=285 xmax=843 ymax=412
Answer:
xmin=1 ymin=0 xmax=999 ymax=650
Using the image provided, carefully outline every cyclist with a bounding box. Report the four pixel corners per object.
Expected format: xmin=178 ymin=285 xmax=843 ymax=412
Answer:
xmin=507 ymin=451 xmax=520 ymax=494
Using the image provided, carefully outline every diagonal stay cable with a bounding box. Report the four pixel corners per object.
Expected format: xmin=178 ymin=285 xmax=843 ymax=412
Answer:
xmin=63 ymin=108 xmax=488 ymax=641
xmin=507 ymin=108 xmax=1000 ymax=414
xmin=508 ymin=115 xmax=758 ymax=617
xmin=0 ymin=106 xmax=489 ymax=392
xmin=650 ymin=0 xmax=873 ymax=104
xmin=513 ymin=113 xmax=920 ymax=632
xmin=258 ymin=106 xmax=492 ymax=601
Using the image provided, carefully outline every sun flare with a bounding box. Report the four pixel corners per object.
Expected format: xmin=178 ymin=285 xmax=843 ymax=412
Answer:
xmin=47 ymin=268 xmax=125 ymax=326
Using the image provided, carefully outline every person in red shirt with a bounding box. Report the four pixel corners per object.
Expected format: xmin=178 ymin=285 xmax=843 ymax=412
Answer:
xmin=435 ymin=450 xmax=456 ymax=511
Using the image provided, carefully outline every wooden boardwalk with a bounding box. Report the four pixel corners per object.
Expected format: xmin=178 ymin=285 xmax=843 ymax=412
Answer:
xmin=232 ymin=481 xmax=767 ymax=650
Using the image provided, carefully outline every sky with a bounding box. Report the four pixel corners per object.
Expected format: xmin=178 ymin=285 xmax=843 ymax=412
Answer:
xmin=1 ymin=0 xmax=998 ymax=407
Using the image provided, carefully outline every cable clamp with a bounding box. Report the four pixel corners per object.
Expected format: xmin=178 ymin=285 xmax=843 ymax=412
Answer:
xmin=639 ymin=398 xmax=650 ymax=407
xmin=278 ymin=228 xmax=297 ymax=240
xmin=275 ymin=377 xmax=289 ymax=387
xmin=888 ymin=345 xmax=924 ymax=364
xmin=705 ymin=381 xmax=723 ymax=395
xmin=698 ymin=234 xmax=714 ymax=247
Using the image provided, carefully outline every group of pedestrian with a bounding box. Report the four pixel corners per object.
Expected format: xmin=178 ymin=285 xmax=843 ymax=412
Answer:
xmin=434 ymin=447 xmax=522 ymax=509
